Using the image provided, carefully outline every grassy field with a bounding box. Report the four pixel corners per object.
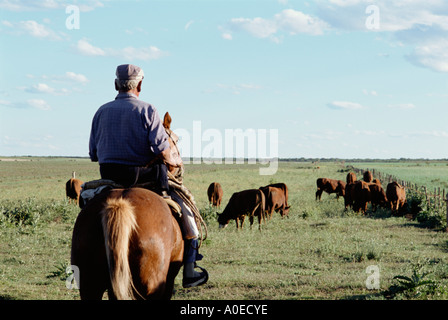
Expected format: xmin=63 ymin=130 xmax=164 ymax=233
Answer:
xmin=351 ymin=161 xmax=448 ymax=191
xmin=1 ymin=158 xmax=448 ymax=300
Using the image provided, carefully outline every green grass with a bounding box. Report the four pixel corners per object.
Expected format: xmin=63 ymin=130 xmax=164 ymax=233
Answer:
xmin=350 ymin=160 xmax=448 ymax=191
xmin=1 ymin=158 xmax=448 ymax=300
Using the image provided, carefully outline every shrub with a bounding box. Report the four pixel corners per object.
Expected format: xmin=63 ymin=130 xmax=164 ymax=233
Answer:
xmin=384 ymin=261 xmax=439 ymax=299
xmin=0 ymin=198 xmax=42 ymax=227
xmin=0 ymin=198 xmax=79 ymax=228
xmin=405 ymin=190 xmax=446 ymax=230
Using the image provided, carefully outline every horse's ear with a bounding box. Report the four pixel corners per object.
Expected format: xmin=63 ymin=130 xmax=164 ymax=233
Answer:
xmin=163 ymin=112 xmax=172 ymax=129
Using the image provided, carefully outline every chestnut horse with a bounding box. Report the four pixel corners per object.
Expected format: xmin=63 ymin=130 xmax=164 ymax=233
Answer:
xmin=71 ymin=187 xmax=183 ymax=300
xmin=71 ymin=112 xmax=186 ymax=300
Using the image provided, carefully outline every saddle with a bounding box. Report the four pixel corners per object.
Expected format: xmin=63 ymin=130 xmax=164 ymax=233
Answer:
xmin=79 ymin=179 xmax=182 ymax=218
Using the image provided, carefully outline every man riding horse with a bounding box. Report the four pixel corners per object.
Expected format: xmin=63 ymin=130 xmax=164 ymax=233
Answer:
xmin=88 ymin=64 xmax=208 ymax=288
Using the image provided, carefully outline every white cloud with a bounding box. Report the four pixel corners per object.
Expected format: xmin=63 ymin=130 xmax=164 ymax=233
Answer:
xmin=362 ymin=89 xmax=378 ymax=96
xmin=230 ymin=17 xmax=277 ymax=39
xmin=406 ymin=39 xmax=448 ymax=73
xmin=2 ymin=19 xmax=62 ymax=40
xmin=76 ymin=38 xmax=105 ymax=56
xmin=214 ymin=83 xmax=263 ymax=95
xmin=75 ymin=39 xmax=167 ymax=61
xmin=63 ymin=72 xmax=89 ymax=84
xmin=25 ymin=83 xmax=69 ymax=95
xmin=0 ymin=98 xmax=52 ymax=110
xmin=0 ymin=0 xmax=105 ymax=12
xmin=185 ymin=20 xmax=194 ymax=30
xmin=27 ymin=99 xmax=51 ymax=110
xmin=27 ymin=72 xmax=89 ymax=84
xmin=0 ymin=100 xmax=12 ymax=107
xmin=222 ymin=33 xmax=232 ymax=40
xmin=354 ymin=130 xmax=386 ymax=137
xmin=327 ymin=101 xmax=366 ymax=110
xmin=275 ymin=9 xmax=329 ymax=35
xmin=227 ymin=9 xmax=329 ymax=41
xmin=316 ymin=0 xmax=448 ymax=32
xmin=108 ymin=46 xmax=166 ymax=61
xmin=301 ymin=130 xmax=344 ymax=141
xmin=315 ymin=1 xmax=448 ymax=73
xmin=387 ymin=103 xmax=416 ymax=110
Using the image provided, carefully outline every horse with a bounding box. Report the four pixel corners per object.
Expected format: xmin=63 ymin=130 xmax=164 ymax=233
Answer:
xmin=71 ymin=187 xmax=184 ymax=300
xmin=71 ymin=111 xmax=186 ymax=300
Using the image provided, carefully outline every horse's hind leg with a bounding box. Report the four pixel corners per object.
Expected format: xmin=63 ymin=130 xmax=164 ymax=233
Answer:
xmin=79 ymin=279 xmax=106 ymax=300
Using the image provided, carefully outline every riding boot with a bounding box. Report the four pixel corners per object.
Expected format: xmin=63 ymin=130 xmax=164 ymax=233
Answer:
xmin=182 ymin=238 xmax=208 ymax=288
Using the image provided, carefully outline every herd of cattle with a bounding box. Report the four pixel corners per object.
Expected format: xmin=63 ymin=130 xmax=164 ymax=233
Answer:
xmin=210 ymin=170 xmax=407 ymax=230
xmin=66 ymin=169 xmax=407 ymax=231
xmin=316 ymin=170 xmax=407 ymax=215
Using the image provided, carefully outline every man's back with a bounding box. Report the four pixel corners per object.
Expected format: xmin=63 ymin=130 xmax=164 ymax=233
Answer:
xmin=89 ymin=92 xmax=169 ymax=166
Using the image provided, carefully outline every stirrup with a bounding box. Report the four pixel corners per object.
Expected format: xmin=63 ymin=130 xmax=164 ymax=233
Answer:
xmin=182 ymin=266 xmax=208 ymax=288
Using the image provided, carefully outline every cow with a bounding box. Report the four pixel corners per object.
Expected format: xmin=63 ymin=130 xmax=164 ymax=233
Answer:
xmin=66 ymin=171 xmax=83 ymax=206
xmin=344 ymin=182 xmax=357 ymax=210
xmin=386 ymin=181 xmax=407 ymax=215
xmin=363 ymin=171 xmax=373 ymax=183
xmin=346 ymin=172 xmax=356 ymax=184
xmin=352 ymin=181 xmax=371 ymax=214
xmin=352 ymin=180 xmax=388 ymax=214
xmin=368 ymin=182 xmax=388 ymax=212
xmin=207 ymin=182 xmax=223 ymax=208
xmin=259 ymin=182 xmax=290 ymax=218
xmin=316 ymin=178 xmax=346 ymax=201
xmin=259 ymin=186 xmax=290 ymax=219
xmin=217 ymin=189 xmax=265 ymax=230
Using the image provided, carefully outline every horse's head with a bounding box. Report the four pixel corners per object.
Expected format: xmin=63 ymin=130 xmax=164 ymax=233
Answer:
xmin=163 ymin=112 xmax=183 ymax=178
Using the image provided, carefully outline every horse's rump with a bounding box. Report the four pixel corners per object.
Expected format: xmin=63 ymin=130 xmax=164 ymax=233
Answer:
xmin=71 ymin=187 xmax=184 ymax=300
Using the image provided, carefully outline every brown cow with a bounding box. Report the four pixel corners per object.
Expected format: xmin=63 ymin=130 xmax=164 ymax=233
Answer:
xmin=260 ymin=183 xmax=290 ymax=218
xmin=346 ymin=172 xmax=356 ymax=184
xmin=207 ymin=182 xmax=223 ymax=208
xmin=368 ymin=182 xmax=388 ymax=212
xmin=259 ymin=186 xmax=290 ymax=219
xmin=386 ymin=181 xmax=406 ymax=215
xmin=316 ymin=178 xmax=346 ymax=201
xmin=363 ymin=171 xmax=373 ymax=183
xmin=352 ymin=180 xmax=387 ymax=214
xmin=217 ymin=189 xmax=265 ymax=230
xmin=262 ymin=183 xmax=289 ymax=206
xmin=352 ymin=181 xmax=371 ymax=214
xmin=344 ymin=182 xmax=356 ymax=210
xmin=66 ymin=172 xmax=83 ymax=205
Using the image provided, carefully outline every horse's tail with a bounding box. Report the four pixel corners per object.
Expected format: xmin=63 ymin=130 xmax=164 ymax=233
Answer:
xmin=257 ymin=189 xmax=266 ymax=225
xmin=101 ymin=197 xmax=138 ymax=300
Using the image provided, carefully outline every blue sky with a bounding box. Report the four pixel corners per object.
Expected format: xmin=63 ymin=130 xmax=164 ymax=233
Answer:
xmin=0 ymin=0 xmax=447 ymax=159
